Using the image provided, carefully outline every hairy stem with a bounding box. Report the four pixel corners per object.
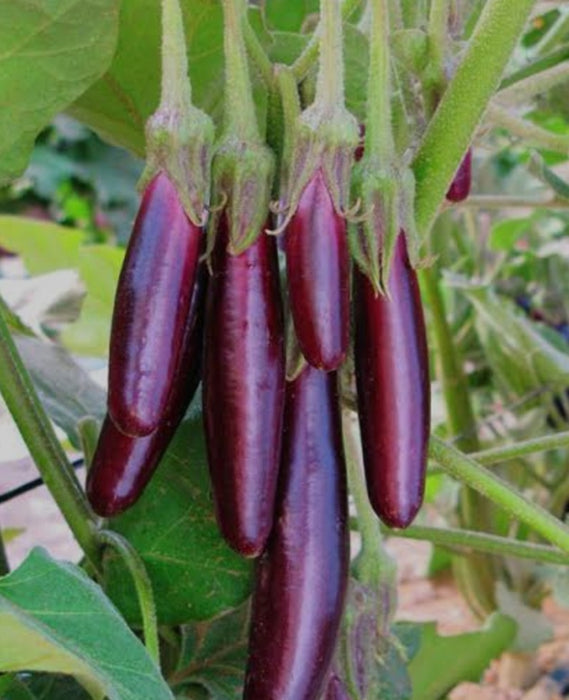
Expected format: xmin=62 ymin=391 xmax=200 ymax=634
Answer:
xmin=385 ymin=524 xmax=569 ymax=565
xmin=0 ymin=298 xmax=99 ymax=566
xmin=430 ymin=437 xmax=569 ymax=556
xmin=413 ymin=0 xmax=536 ymax=237
xmin=98 ymin=530 xmax=159 ymax=664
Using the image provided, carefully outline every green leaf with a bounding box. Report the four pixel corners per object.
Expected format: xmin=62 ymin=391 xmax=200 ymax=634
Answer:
xmin=0 ymin=217 xmax=123 ymax=356
xmin=263 ymin=0 xmax=318 ymax=32
xmin=0 ymin=548 xmax=174 ymax=700
xmin=173 ymin=603 xmax=250 ymax=698
xmin=69 ymin=0 xmax=224 ymax=157
xmin=407 ymin=613 xmax=517 ymax=700
xmin=0 ymin=0 xmax=119 ymax=184
xmin=489 ymin=217 xmax=532 ymax=252
xmin=103 ymin=413 xmax=254 ymax=626
xmin=450 ymin=279 xmax=569 ymax=405
xmin=14 ymin=334 xmax=106 ymax=447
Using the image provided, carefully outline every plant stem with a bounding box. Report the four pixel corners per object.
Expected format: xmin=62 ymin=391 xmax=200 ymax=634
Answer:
xmin=342 ymin=411 xmax=396 ymax=589
xmin=314 ymin=0 xmax=346 ymax=113
xmin=160 ymin=0 xmax=192 ymax=109
xmin=0 ymin=299 xmax=99 ymax=566
xmin=365 ymin=0 xmax=395 ymax=165
xmin=291 ymin=0 xmax=362 ymax=81
xmin=413 ymin=0 xmax=536 ymax=237
xmin=500 ymin=44 xmax=569 ymax=90
xmin=221 ymin=0 xmax=260 ymax=142
xmin=98 ymin=530 xmax=159 ymax=665
xmin=472 ymin=431 xmax=569 ymax=466
xmin=385 ymin=524 xmax=569 ymax=565
xmin=497 ymin=61 xmax=569 ymax=107
xmin=421 ymin=264 xmax=496 ymax=618
xmin=421 ymin=267 xmax=479 ymax=451
xmin=430 ymin=437 xmax=569 ymax=556
xmin=460 ymin=194 xmax=569 ymax=209
xmin=487 ymin=103 xmax=569 ymax=153
xmin=426 ymin=0 xmax=450 ymax=98
xmin=243 ymin=17 xmax=274 ymax=85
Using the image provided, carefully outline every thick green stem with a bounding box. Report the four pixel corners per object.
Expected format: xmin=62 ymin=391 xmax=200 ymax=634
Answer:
xmin=487 ymin=103 xmax=569 ymax=153
xmin=160 ymin=0 xmax=192 ymax=110
xmin=472 ymin=431 xmax=569 ymax=466
xmin=413 ymin=0 xmax=536 ymax=237
xmin=421 ymin=265 xmax=496 ymax=617
xmin=98 ymin=531 xmax=159 ymax=665
xmin=365 ymin=0 xmax=395 ymax=164
xmin=291 ymin=0 xmax=362 ymax=81
xmin=421 ymin=267 xmax=478 ymax=451
xmin=0 ymin=300 xmax=99 ymax=566
xmin=314 ymin=0 xmax=345 ymax=113
xmin=222 ymin=0 xmax=259 ymax=142
xmin=243 ymin=17 xmax=274 ymax=85
xmin=385 ymin=524 xmax=569 ymax=565
xmin=425 ymin=0 xmax=450 ymax=107
xmin=430 ymin=437 xmax=569 ymax=556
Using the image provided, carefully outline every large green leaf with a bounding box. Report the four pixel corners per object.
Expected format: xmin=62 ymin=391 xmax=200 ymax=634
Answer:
xmin=103 ymin=412 xmax=254 ymax=626
xmin=0 ymin=548 xmax=174 ymax=700
xmin=407 ymin=613 xmax=516 ymax=700
xmin=0 ymin=0 xmax=119 ymax=184
xmin=0 ymin=216 xmax=123 ymax=356
xmin=69 ymin=0 xmax=225 ymax=156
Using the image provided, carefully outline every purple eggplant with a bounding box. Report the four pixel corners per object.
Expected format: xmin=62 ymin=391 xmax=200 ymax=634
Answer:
xmin=243 ymin=366 xmax=349 ymax=699
xmin=354 ymin=232 xmax=430 ymax=528
xmin=446 ymin=148 xmax=472 ymax=203
xmin=108 ymin=171 xmax=202 ymax=436
xmin=285 ymin=168 xmax=350 ymax=371
xmin=203 ymin=216 xmax=285 ymax=557
xmin=87 ymin=266 xmax=206 ymax=517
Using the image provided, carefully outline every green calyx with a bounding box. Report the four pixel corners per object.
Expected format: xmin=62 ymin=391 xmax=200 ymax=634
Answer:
xmin=279 ymin=105 xmax=359 ymax=232
xmin=350 ymin=164 xmax=420 ymax=295
xmin=140 ymin=105 xmax=215 ymax=227
xmin=211 ymin=136 xmax=275 ymax=255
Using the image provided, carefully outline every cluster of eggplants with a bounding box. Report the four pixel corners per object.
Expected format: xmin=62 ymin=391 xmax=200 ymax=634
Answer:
xmin=87 ymin=153 xmax=433 ymax=698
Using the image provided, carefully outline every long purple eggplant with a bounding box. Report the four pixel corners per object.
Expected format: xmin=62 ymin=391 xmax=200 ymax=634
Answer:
xmin=285 ymin=168 xmax=349 ymax=371
xmin=87 ymin=266 xmax=206 ymax=517
xmin=446 ymin=148 xmax=472 ymax=203
xmin=108 ymin=171 xmax=202 ymax=436
xmin=354 ymin=231 xmax=430 ymax=528
xmin=243 ymin=366 xmax=349 ymax=699
xmin=203 ymin=216 xmax=285 ymax=558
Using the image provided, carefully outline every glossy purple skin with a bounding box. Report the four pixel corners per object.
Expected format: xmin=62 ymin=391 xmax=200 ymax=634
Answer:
xmin=108 ymin=171 xmax=202 ymax=437
xmin=203 ymin=217 xmax=285 ymax=558
xmin=354 ymin=232 xmax=430 ymax=528
xmin=446 ymin=148 xmax=472 ymax=203
xmin=285 ymin=169 xmax=350 ymax=371
xmin=87 ymin=266 xmax=206 ymax=517
xmin=243 ymin=366 xmax=349 ymax=700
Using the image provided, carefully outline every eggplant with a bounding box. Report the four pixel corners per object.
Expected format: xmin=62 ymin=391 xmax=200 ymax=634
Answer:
xmin=354 ymin=231 xmax=430 ymax=528
xmin=244 ymin=365 xmax=349 ymax=699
